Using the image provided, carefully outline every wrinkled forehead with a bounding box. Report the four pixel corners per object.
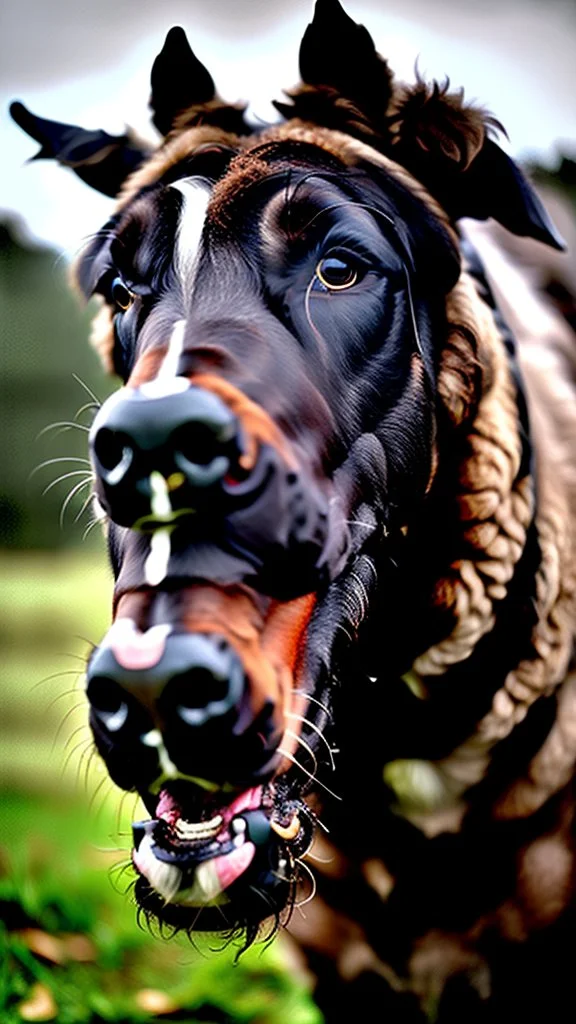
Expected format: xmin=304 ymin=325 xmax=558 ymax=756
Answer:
xmin=76 ymin=134 xmax=428 ymax=298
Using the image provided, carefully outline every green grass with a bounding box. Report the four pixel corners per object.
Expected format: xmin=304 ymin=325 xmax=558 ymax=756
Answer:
xmin=0 ymin=552 xmax=322 ymax=1023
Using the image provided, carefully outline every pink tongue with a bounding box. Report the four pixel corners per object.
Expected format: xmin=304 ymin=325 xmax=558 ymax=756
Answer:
xmin=108 ymin=619 xmax=171 ymax=670
xmin=214 ymin=842 xmax=256 ymax=889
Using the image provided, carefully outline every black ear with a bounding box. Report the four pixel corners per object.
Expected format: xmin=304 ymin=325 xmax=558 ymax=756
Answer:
xmin=450 ymin=140 xmax=566 ymax=250
xmin=10 ymin=101 xmax=149 ymax=198
xmin=390 ymin=83 xmax=565 ymax=251
xmin=275 ymin=0 xmax=393 ymax=132
xmin=150 ymin=26 xmax=216 ymax=135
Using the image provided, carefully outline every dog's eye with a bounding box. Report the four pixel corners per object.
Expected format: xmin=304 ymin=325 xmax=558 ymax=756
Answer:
xmin=111 ymin=276 xmax=134 ymax=312
xmin=314 ymin=255 xmax=359 ymax=292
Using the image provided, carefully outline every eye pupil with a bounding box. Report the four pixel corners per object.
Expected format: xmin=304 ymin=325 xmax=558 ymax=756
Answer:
xmin=316 ymin=257 xmax=358 ymax=290
xmin=111 ymin=277 xmax=133 ymax=311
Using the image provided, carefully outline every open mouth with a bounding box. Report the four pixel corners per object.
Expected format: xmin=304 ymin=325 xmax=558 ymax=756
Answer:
xmin=131 ymin=778 xmax=314 ymax=936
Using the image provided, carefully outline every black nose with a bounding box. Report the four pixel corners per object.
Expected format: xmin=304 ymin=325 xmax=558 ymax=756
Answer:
xmin=87 ymin=632 xmax=245 ymax=730
xmin=86 ymin=631 xmax=279 ymax=786
xmin=89 ymin=381 xmax=241 ymax=528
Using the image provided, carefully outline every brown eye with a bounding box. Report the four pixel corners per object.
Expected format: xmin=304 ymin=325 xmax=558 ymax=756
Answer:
xmin=111 ymin=276 xmax=134 ymax=311
xmin=315 ymin=256 xmax=358 ymax=291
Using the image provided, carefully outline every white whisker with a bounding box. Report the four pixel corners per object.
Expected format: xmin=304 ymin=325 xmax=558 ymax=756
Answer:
xmin=278 ymin=748 xmax=342 ymax=802
xmin=73 ymin=491 xmax=97 ymax=524
xmin=82 ymin=518 xmax=102 ymax=541
xmin=291 ymin=689 xmax=333 ymax=721
xmin=37 ymin=420 xmax=90 ymax=439
xmin=72 ymin=373 xmax=101 ymax=406
xmin=294 ymin=856 xmax=317 ymax=909
xmin=60 ymin=477 xmax=93 ymax=527
xmin=285 ymin=728 xmax=318 ymax=776
xmin=41 ymin=471 xmax=92 ymax=496
xmin=286 ymin=711 xmax=336 ymax=772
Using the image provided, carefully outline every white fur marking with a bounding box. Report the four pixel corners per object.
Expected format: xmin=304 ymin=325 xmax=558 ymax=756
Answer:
xmin=153 ymin=319 xmax=188 ymax=383
xmin=145 ymin=527 xmax=173 ymax=587
xmin=171 ymin=178 xmax=211 ymax=300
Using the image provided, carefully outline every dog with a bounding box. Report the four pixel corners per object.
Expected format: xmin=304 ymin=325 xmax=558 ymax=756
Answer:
xmin=12 ymin=2 xmax=576 ymax=1019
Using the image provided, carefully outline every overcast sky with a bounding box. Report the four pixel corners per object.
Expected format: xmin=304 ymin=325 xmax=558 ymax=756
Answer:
xmin=2 ymin=0 xmax=575 ymax=252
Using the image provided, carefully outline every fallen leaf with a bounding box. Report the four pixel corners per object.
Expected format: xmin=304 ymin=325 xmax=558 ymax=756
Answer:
xmin=135 ymin=989 xmax=179 ymax=1015
xmin=61 ymin=933 xmax=97 ymax=962
xmin=16 ymin=930 xmax=64 ymax=964
xmin=18 ymin=983 xmax=57 ymax=1021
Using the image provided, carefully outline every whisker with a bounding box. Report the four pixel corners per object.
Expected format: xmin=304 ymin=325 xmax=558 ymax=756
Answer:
xmin=286 ymin=711 xmax=336 ymax=772
xmin=116 ymin=789 xmax=132 ymax=835
xmin=294 ymin=857 xmax=317 ymax=909
xmin=41 ymin=470 xmax=92 ymax=497
xmin=278 ymin=748 xmax=342 ymax=802
xmin=306 ymin=849 xmax=335 ymax=864
xmin=37 ymin=421 xmax=90 ymax=439
xmin=74 ymin=491 xmax=97 ymax=524
xmin=75 ymin=400 xmax=100 ymax=420
xmin=285 ymin=729 xmax=318 ymax=776
xmin=75 ymin=742 xmax=95 ymax=790
xmin=291 ymin=690 xmax=333 ymax=722
xmin=72 ymin=373 xmax=101 ymax=406
xmin=47 ymin=686 xmax=85 ymax=710
xmin=60 ymin=477 xmax=92 ymax=527
xmin=63 ymin=723 xmax=89 ymax=751
xmin=89 ymin=774 xmax=110 ymax=815
xmin=82 ymin=518 xmax=103 ymax=541
xmin=30 ymin=669 xmax=83 ymax=692
xmin=62 ymin=736 xmax=92 ymax=777
xmin=52 ymin=701 xmax=87 ymax=752
xmin=84 ymin=748 xmax=98 ymax=793
xmin=31 ymin=458 xmax=91 ymax=483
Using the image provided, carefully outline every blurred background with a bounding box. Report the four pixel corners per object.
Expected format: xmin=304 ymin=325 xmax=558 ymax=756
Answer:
xmin=1 ymin=1 xmax=575 ymax=1020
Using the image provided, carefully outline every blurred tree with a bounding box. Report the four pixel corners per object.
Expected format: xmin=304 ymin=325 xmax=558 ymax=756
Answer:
xmin=0 ymin=219 xmax=113 ymax=549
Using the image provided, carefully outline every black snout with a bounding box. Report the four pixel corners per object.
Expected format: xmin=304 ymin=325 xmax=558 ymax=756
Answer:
xmin=86 ymin=632 xmax=280 ymax=787
xmin=87 ymin=632 xmax=245 ymax=729
xmin=89 ymin=382 xmax=242 ymax=528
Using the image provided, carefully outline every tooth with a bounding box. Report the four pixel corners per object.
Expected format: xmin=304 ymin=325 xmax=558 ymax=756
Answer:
xmin=133 ymin=835 xmax=182 ymax=901
xmin=233 ymin=833 xmax=245 ymax=848
xmin=270 ymin=814 xmax=300 ymax=841
xmin=174 ymin=814 xmax=223 ymax=840
xmin=175 ymin=859 xmax=222 ymax=905
xmin=231 ymin=818 xmax=246 ymax=835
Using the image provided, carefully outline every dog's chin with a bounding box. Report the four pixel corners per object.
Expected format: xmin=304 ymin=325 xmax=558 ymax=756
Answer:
xmin=130 ymin=778 xmax=314 ymax=942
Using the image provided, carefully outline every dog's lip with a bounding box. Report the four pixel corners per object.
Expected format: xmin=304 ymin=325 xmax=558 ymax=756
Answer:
xmin=131 ymin=781 xmax=302 ymax=906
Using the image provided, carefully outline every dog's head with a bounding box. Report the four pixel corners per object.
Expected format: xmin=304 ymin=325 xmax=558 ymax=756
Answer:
xmin=12 ymin=0 xmax=563 ymax=944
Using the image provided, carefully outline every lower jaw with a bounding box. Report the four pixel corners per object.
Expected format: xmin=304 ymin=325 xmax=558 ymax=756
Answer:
xmin=130 ymin=785 xmax=301 ymax=935
xmin=132 ymin=841 xmax=292 ymax=936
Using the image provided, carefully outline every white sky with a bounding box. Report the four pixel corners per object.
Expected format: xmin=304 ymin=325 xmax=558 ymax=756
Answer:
xmin=2 ymin=0 xmax=575 ymax=253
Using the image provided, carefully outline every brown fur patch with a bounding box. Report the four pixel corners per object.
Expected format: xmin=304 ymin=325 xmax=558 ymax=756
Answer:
xmin=389 ymin=79 xmax=502 ymax=171
xmin=116 ymin=125 xmax=241 ymax=207
xmin=191 ymin=373 xmax=298 ymax=471
xmin=88 ymin=300 xmax=115 ymax=374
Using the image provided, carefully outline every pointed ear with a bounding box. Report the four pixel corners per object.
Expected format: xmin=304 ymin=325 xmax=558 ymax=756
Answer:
xmin=10 ymin=101 xmax=149 ymax=197
xmin=449 ymin=140 xmax=565 ymax=250
xmin=275 ymin=0 xmax=393 ymax=135
xmin=150 ymin=26 xmax=216 ymax=135
xmin=390 ymin=81 xmax=565 ymax=250
xmin=150 ymin=26 xmax=250 ymax=136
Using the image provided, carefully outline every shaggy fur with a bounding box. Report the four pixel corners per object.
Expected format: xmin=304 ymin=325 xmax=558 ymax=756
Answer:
xmin=11 ymin=2 xmax=576 ymax=1019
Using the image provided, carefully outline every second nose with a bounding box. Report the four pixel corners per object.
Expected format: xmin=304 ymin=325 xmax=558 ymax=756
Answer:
xmin=89 ymin=379 xmax=241 ymax=528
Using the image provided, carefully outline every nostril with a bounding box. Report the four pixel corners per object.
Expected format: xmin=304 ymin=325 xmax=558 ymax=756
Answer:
xmin=172 ymin=421 xmax=228 ymax=467
xmin=93 ymin=427 xmax=133 ymax=484
xmin=159 ymin=636 xmax=246 ymax=727
xmin=87 ymin=676 xmax=129 ymax=732
xmin=171 ymin=667 xmax=230 ymax=713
